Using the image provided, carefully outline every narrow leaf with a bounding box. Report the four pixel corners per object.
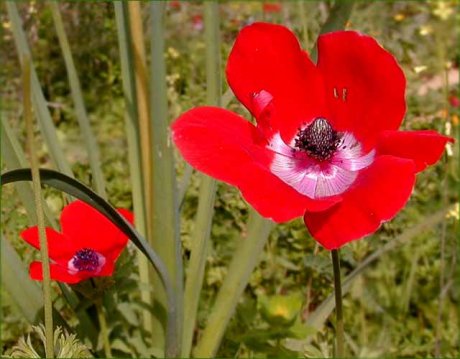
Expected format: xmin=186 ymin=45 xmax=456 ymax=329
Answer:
xmin=194 ymin=210 xmax=274 ymax=357
xmin=49 ymin=2 xmax=106 ymax=198
xmin=181 ymin=3 xmax=220 ymax=356
xmin=6 ymin=2 xmax=73 ymax=177
xmin=150 ymin=2 xmax=183 ymax=356
xmin=113 ymin=0 xmax=152 ymax=336
xmin=1 ymin=236 xmax=43 ymax=323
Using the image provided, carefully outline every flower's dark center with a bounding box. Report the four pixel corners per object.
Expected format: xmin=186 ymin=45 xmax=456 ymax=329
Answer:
xmin=72 ymin=248 xmax=100 ymax=272
xmin=294 ymin=118 xmax=342 ymax=161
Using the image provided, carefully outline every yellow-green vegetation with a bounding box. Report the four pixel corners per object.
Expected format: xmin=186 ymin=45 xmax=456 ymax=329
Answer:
xmin=1 ymin=1 xmax=458 ymax=358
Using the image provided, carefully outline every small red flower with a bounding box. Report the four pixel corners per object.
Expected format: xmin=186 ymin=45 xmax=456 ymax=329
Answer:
xmin=20 ymin=200 xmax=133 ymax=284
xmin=263 ymin=3 xmax=282 ymax=14
xmin=172 ymin=23 xmax=452 ymax=250
xmin=192 ymin=14 xmax=204 ymax=31
xmin=449 ymin=94 xmax=459 ymax=108
xmin=169 ymin=0 xmax=181 ymax=10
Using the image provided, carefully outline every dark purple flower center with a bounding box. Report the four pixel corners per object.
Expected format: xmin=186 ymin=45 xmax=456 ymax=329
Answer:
xmin=294 ymin=118 xmax=342 ymax=161
xmin=72 ymin=248 xmax=100 ymax=272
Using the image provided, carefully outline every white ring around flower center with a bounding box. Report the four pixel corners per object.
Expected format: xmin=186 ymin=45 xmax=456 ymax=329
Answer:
xmin=67 ymin=251 xmax=106 ymax=275
xmin=268 ymin=132 xmax=375 ymax=199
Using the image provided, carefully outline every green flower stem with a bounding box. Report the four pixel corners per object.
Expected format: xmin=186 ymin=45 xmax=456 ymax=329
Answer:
xmin=331 ymin=249 xmax=344 ymax=357
xmin=298 ymin=1 xmax=309 ymax=48
xmin=96 ymin=301 xmax=112 ymax=358
xmin=23 ymin=56 xmax=54 ymax=358
xmin=194 ymin=211 xmax=273 ymax=357
xmin=181 ymin=3 xmax=220 ymax=356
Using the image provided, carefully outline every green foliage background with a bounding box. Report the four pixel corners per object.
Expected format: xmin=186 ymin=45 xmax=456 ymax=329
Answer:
xmin=1 ymin=1 xmax=458 ymax=358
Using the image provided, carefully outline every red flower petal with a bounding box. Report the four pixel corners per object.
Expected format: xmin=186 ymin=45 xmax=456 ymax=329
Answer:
xmin=29 ymin=261 xmax=81 ymax=284
xmin=304 ymin=155 xmax=416 ymax=249
xmin=226 ymin=22 xmax=326 ymax=142
xmin=377 ymin=130 xmax=452 ymax=172
xmin=172 ymin=107 xmax=341 ymax=222
xmin=21 ymin=227 xmax=76 ymax=261
xmin=317 ymin=31 xmax=406 ymax=150
xmin=60 ymin=200 xmax=132 ymax=257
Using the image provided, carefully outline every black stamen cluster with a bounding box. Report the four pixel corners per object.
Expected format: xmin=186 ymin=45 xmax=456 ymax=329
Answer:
xmin=294 ymin=118 xmax=342 ymax=161
xmin=73 ymin=248 xmax=99 ymax=272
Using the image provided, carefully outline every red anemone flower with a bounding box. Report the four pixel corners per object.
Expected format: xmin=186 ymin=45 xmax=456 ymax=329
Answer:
xmin=20 ymin=200 xmax=133 ymax=284
xmin=172 ymin=23 xmax=452 ymax=250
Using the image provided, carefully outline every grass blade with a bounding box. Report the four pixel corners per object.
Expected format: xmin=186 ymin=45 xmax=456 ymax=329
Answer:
xmin=1 ymin=236 xmax=43 ymax=323
xmin=128 ymin=2 xmax=153 ymax=224
xmin=6 ymin=2 xmax=73 ymax=177
xmin=181 ymin=2 xmax=221 ymax=356
xmin=150 ymin=2 xmax=183 ymax=356
xmin=49 ymin=2 xmax=106 ymax=198
xmin=194 ymin=210 xmax=273 ymax=357
xmin=113 ymin=0 xmax=152 ymax=336
xmin=1 ymin=117 xmax=57 ymax=228
xmin=284 ymin=206 xmax=453 ymax=352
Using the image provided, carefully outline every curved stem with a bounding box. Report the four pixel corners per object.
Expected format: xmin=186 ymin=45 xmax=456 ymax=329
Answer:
xmin=96 ymin=301 xmax=112 ymax=358
xmin=331 ymin=249 xmax=344 ymax=357
xmin=0 ymin=168 xmax=179 ymax=357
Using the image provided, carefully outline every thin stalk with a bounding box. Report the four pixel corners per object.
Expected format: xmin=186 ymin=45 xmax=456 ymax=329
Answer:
xmin=434 ymin=28 xmax=450 ymax=356
xmin=128 ymin=1 xmax=153 ymax=224
xmin=113 ymin=2 xmax=152 ymax=334
xmin=96 ymin=302 xmax=112 ymax=358
xmin=331 ymin=249 xmax=344 ymax=358
xmin=298 ymin=1 xmax=309 ymax=49
xmin=7 ymin=2 xmax=73 ymax=177
xmin=49 ymin=2 xmax=106 ymax=198
xmin=310 ymin=1 xmax=354 ymax=63
xmin=150 ymin=2 xmax=183 ymax=356
xmin=181 ymin=3 xmax=220 ymax=356
xmin=286 ymin=206 xmax=455 ymax=353
xmin=193 ymin=211 xmax=273 ymax=357
xmin=23 ymin=56 xmax=54 ymax=358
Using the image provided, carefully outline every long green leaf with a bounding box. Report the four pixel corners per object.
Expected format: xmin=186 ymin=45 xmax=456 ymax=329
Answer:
xmin=2 ymin=169 xmax=158 ymax=266
xmin=181 ymin=2 xmax=221 ymax=356
xmin=194 ymin=211 xmax=274 ymax=357
xmin=1 ymin=236 xmax=43 ymax=323
xmin=1 ymin=117 xmax=57 ymax=227
xmin=113 ymin=0 xmax=152 ymax=336
xmin=6 ymin=2 xmax=73 ymax=177
xmin=150 ymin=2 xmax=183 ymax=356
xmin=49 ymin=2 xmax=106 ymax=198
xmin=284 ymin=206 xmax=453 ymax=352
